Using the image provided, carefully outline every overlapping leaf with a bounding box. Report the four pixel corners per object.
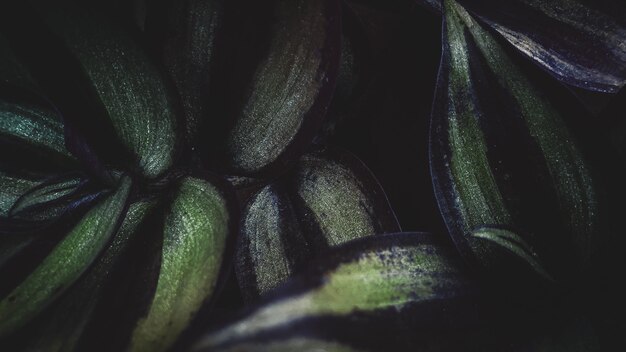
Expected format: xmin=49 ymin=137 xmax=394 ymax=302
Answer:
xmin=236 ymin=146 xmax=400 ymax=302
xmin=5 ymin=200 xmax=156 ymax=352
xmin=3 ymin=1 xmax=179 ymax=179
xmin=0 ymin=176 xmax=131 ymax=337
xmin=430 ymin=0 xmax=605 ymax=284
xmin=198 ymin=0 xmax=341 ymax=175
xmin=416 ymin=0 xmax=626 ymax=93
xmin=197 ymin=232 xmax=482 ymax=351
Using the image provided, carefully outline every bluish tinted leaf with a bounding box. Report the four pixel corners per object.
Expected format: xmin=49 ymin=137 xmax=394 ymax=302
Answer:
xmin=430 ymin=0 xmax=605 ymax=284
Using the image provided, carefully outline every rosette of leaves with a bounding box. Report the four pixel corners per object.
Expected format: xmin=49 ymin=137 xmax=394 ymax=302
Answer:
xmin=0 ymin=2 xmax=238 ymax=351
xmin=1 ymin=0 xmax=625 ymax=351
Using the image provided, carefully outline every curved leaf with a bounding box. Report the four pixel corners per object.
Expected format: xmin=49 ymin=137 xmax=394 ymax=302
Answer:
xmin=207 ymin=0 xmax=341 ymax=175
xmin=5 ymin=2 xmax=179 ymax=178
xmin=128 ymin=177 xmax=231 ymax=352
xmin=160 ymin=0 xmax=223 ymax=150
xmin=416 ymin=0 xmax=626 ymax=93
xmin=196 ymin=233 xmax=481 ymax=352
xmin=430 ymin=0 xmax=604 ymax=283
xmin=236 ymin=146 xmax=400 ymax=301
xmin=200 ymin=338 xmax=365 ymax=352
xmin=13 ymin=200 xmax=156 ymax=352
xmin=459 ymin=0 xmax=626 ymax=93
xmin=0 ymin=176 xmax=131 ymax=337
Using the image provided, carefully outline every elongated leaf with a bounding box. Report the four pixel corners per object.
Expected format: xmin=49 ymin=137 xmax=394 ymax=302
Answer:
xmin=0 ymin=176 xmax=131 ymax=337
xmin=460 ymin=0 xmax=626 ymax=93
xmin=207 ymin=0 xmax=340 ymax=175
xmin=128 ymin=177 xmax=231 ymax=352
xmin=416 ymin=0 xmax=626 ymax=93
xmin=159 ymin=0 xmax=223 ymax=150
xmin=0 ymin=174 xmax=38 ymax=217
xmin=6 ymin=175 xmax=104 ymax=230
xmin=0 ymin=102 xmax=69 ymax=161
xmin=196 ymin=233 xmax=482 ymax=352
xmin=430 ymin=0 xmax=604 ymax=283
xmin=15 ymin=200 xmax=156 ymax=352
xmin=5 ymin=2 xmax=179 ymax=178
xmin=236 ymin=146 xmax=400 ymax=301
xmin=200 ymin=338 xmax=365 ymax=352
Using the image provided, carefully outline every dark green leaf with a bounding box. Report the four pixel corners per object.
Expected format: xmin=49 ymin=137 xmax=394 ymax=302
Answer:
xmin=430 ymin=0 xmax=605 ymax=284
xmin=236 ymin=146 xmax=400 ymax=302
xmin=196 ymin=233 xmax=481 ymax=352
xmin=13 ymin=2 xmax=180 ymax=178
xmin=15 ymin=200 xmax=156 ymax=352
xmin=207 ymin=0 xmax=341 ymax=175
xmin=0 ymin=176 xmax=131 ymax=337
xmin=160 ymin=0 xmax=223 ymax=150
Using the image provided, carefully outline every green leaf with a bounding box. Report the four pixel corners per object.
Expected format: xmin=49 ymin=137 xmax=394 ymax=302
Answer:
xmin=128 ymin=177 xmax=230 ymax=352
xmin=197 ymin=233 xmax=480 ymax=352
xmin=200 ymin=338 xmax=365 ymax=352
xmin=430 ymin=0 xmax=604 ymax=283
xmin=208 ymin=0 xmax=340 ymax=175
xmin=160 ymin=0 xmax=223 ymax=150
xmin=29 ymin=3 xmax=179 ymax=178
xmin=0 ymin=174 xmax=38 ymax=218
xmin=18 ymin=200 xmax=156 ymax=352
xmin=236 ymin=146 xmax=400 ymax=301
xmin=471 ymin=226 xmax=553 ymax=281
xmin=0 ymin=176 xmax=131 ymax=337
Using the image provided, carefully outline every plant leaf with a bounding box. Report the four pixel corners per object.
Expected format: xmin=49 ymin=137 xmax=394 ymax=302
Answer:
xmin=430 ymin=0 xmax=603 ymax=283
xmin=471 ymin=226 xmax=553 ymax=281
xmin=206 ymin=0 xmax=341 ymax=175
xmin=236 ymin=146 xmax=400 ymax=302
xmin=0 ymin=176 xmax=131 ymax=337
xmin=157 ymin=0 xmax=223 ymax=151
xmin=128 ymin=177 xmax=231 ymax=352
xmin=12 ymin=200 xmax=156 ymax=352
xmin=5 ymin=2 xmax=179 ymax=178
xmin=196 ymin=233 xmax=481 ymax=352
xmin=416 ymin=0 xmax=626 ymax=93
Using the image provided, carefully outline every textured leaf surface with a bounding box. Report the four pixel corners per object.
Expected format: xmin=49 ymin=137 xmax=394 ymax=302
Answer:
xmin=0 ymin=176 xmax=131 ymax=337
xmin=459 ymin=0 xmax=626 ymax=93
xmin=128 ymin=177 xmax=230 ymax=352
xmin=16 ymin=200 xmax=155 ymax=352
xmin=197 ymin=233 xmax=480 ymax=351
xmin=161 ymin=0 xmax=223 ymax=149
xmin=33 ymin=4 xmax=179 ymax=178
xmin=236 ymin=147 xmax=400 ymax=301
xmin=213 ymin=0 xmax=340 ymax=175
xmin=416 ymin=0 xmax=626 ymax=93
xmin=430 ymin=0 xmax=603 ymax=282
